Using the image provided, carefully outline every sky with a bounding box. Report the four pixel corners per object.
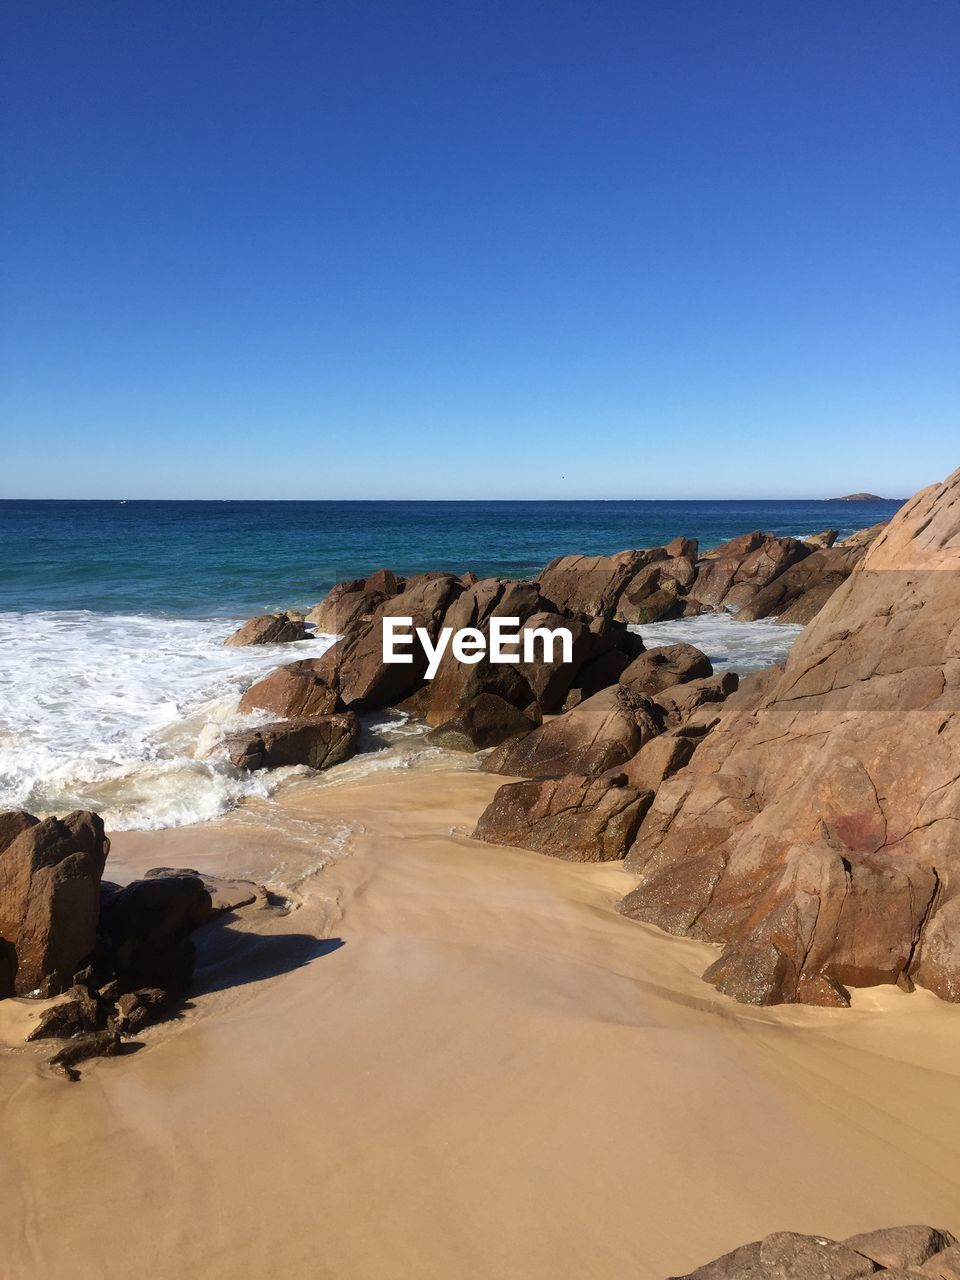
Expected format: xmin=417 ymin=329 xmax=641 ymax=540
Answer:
xmin=1 ymin=0 xmax=957 ymax=500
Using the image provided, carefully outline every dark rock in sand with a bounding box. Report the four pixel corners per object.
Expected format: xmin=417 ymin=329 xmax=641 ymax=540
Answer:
xmin=0 ymin=810 xmax=109 ymax=996
xmin=223 ymin=613 xmax=309 ymax=647
xmin=102 ymin=873 xmax=213 ymax=997
xmin=425 ymin=693 xmax=539 ymax=753
xmin=239 ymin=658 xmax=341 ymax=719
xmin=49 ymin=1030 xmax=122 ymax=1081
xmin=225 ymin=712 xmax=359 ymax=772
xmin=671 ymin=1226 xmax=959 ymax=1280
xmin=474 ymin=774 xmax=653 ymax=862
xmin=111 ymin=987 xmax=169 ymax=1034
xmin=26 ymin=983 xmax=103 ymax=1041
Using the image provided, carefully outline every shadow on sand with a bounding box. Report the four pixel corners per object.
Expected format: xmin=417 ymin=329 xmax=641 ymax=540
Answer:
xmin=190 ymin=913 xmax=345 ymax=997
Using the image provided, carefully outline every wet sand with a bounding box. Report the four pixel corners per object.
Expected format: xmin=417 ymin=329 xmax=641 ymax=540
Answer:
xmin=1 ymin=754 xmax=959 ymax=1279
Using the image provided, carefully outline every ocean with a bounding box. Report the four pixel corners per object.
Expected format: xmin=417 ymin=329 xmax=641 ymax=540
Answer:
xmin=0 ymin=497 xmax=899 ymax=829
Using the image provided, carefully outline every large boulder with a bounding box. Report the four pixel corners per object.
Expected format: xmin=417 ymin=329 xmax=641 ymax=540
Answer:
xmin=239 ymin=658 xmax=340 ymax=718
xmin=617 ymin=466 xmax=960 ymax=1005
xmin=738 ymin=543 xmax=866 ymax=624
xmin=325 ymin=574 xmax=463 ymax=711
xmin=537 ymin=550 xmax=652 ymax=621
xmin=225 ymin=712 xmax=359 ymax=772
xmin=474 ymin=774 xmax=653 ymax=862
xmin=615 ymin=555 xmax=697 ymax=624
xmin=618 ymin=644 xmax=713 ymax=697
xmin=425 ymin=693 xmax=539 ymax=753
xmin=223 ymin=613 xmax=309 ymax=647
xmin=483 ymin=684 xmax=662 ymax=779
xmin=306 ymin=568 xmax=403 ymax=635
xmin=671 ymin=1226 xmax=958 ymax=1280
xmin=0 ymin=810 xmax=109 ymax=996
xmin=689 ymin=533 xmax=811 ymax=612
xmin=101 ymin=873 xmax=213 ymax=996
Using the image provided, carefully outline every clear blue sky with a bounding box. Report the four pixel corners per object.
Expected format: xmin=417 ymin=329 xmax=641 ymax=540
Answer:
xmin=1 ymin=1 xmax=957 ymax=499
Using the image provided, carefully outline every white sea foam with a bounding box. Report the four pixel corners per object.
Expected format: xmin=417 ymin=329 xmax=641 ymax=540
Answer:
xmin=629 ymin=612 xmax=802 ymax=674
xmin=0 ymin=611 xmax=336 ymax=830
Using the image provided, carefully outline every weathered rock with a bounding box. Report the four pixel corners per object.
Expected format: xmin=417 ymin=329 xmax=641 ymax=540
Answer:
xmin=239 ymin=658 xmax=340 ymax=718
xmin=618 ymin=644 xmax=713 ymax=697
xmin=839 ymin=520 xmax=890 ymax=548
xmin=538 ymin=549 xmax=651 ymax=621
xmin=484 ymin=685 xmax=663 ymax=779
xmin=738 ymin=543 xmax=866 ymax=624
xmin=425 ymin=694 xmax=539 ymax=753
xmin=690 ymin=533 xmax=811 ymax=612
xmin=805 ymin=528 xmax=839 ymax=549
xmin=654 ymin=672 xmax=739 ymax=726
xmin=225 ymin=712 xmax=359 ymax=772
xmin=328 ymin=574 xmax=463 ymax=710
xmin=474 ymin=774 xmax=653 ymax=862
xmin=618 ymin=465 xmax=960 ymax=1005
xmin=0 ymin=809 xmax=38 ymax=853
xmin=111 ymin=987 xmax=169 ymax=1033
xmin=0 ymin=810 xmax=110 ymax=996
xmin=49 ymin=1030 xmax=121 ymax=1081
xmin=307 ymin=568 xmax=403 ymax=635
xmin=223 ymin=613 xmax=309 ymax=647
xmin=671 ymin=1226 xmax=958 ymax=1280
xmin=143 ymin=867 xmax=264 ymax=914
xmin=26 ymin=984 xmax=102 ymax=1040
xmin=101 ymin=874 xmax=213 ymax=996
xmin=605 ymin=732 xmax=697 ymax=793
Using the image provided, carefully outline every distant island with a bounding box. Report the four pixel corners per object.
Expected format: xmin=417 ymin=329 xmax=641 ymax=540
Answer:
xmin=827 ymin=492 xmax=888 ymax=501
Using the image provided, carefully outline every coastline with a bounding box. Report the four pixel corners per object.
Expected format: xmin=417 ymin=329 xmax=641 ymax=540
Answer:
xmin=1 ymin=755 xmax=958 ymax=1277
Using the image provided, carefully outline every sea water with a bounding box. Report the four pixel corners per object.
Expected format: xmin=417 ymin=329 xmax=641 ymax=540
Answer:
xmin=0 ymin=498 xmax=897 ymax=828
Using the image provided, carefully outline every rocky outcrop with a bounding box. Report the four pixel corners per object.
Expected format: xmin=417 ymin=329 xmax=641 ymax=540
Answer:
xmin=618 ymin=644 xmax=713 ymax=697
xmin=737 ymin=543 xmax=867 ymax=624
xmin=484 ymin=685 xmax=662 ymax=779
xmin=223 ymin=612 xmax=309 ymax=647
xmin=306 ymin=568 xmax=403 ymax=635
xmin=688 ymin=533 xmax=812 ymax=612
xmin=474 ymin=774 xmax=653 ymax=862
xmin=617 ymin=465 xmax=960 ymax=1005
xmin=0 ymin=811 xmax=109 ymax=996
xmin=239 ymin=658 xmax=341 ymax=718
xmin=805 ymin=528 xmax=839 ymax=548
xmin=538 ymin=550 xmax=650 ymax=621
xmin=425 ymin=694 xmax=539 ymax=752
xmin=672 ymin=1226 xmax=958 ymax=1280
xmin=225 ymin=712 xmax=359 ymax=772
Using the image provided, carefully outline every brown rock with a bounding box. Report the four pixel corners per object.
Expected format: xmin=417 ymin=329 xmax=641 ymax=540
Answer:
xmin=26 ymin=984 xmax=102 ymax=1040
xmin=618 ymin=465 xmax=960 ymax=1005
xmin=0 ymin=810 xmax=110 ymax=997
xmin=844 ymin=1226 xmax=958 ymax=1271
xmin=619 ymin=644 xmax=713 ymax=697
xmin=102 ymin=874 xmax=213 ymax=996
xmin=804 ymin=528 xmax=839 ymax=549
xmin=225 ymin=712 xmax=359 ymax=772
xmin=239 ymin=658 xmax=340 ymax=718
xmin=473 ymin=774 xmax=653 ymax=862
xmin=425 ymin=694 xmax=539 ymax=753
xmin=49 ymin=1030 xmax=121 ymax=1081
xmin=0 ymin=809 xmax=39 ymax=853
xmin=483 ymin=684 xmax=662 ymax=779
xmin=111 ymin=987 xmax=169 ymax=1033
xmin=538 ymin=549 xmax=652 ymax=621
xmin=306 ymin=569 xmax=403 ymax=635
xmin=223 ymin=613 xmax=309 ymax=647
xmin=606 ymin=732 xmax=697 ymax=794
xmin=738 ymin=544 xmax=865 ymax=624
xmin=654 ymin=672 xmax=739 ymax=726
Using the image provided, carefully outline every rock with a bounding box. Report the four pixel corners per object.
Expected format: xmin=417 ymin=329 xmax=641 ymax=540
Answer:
xmin=538 ymin=549 xmax=652 ymax=621
xmin=618 ymin=644 xmax=713 ymax=697
xmin=474 ymin=774 xmax=653 ymax=862
xmin=49 ymin=1030 xmax=121 ymax=1081
xmin=839 ymin=520 xmax=890 ymax=548
xmin=223 ymin=613 xmax=309 ymax=647
xmin=0 ymin=810 xmax=110 ymax=996
xmin=605 ymin=732 xmax=697 ymax=793
xmin=425 ymin=694 xmax=539 ymax=752
xmin=553 ymin=617 xmax=644 ymax=709
xmin=143 ymin=867 xmax=264 ymax=914
xmin=238 ymin=658 xmax=341 ymax=718
xmin=690 ymin=534 xmax=811 ymax=612
xmin=225 ymin=712 xmax=359 ymax=772
xmin=805 ymin=528 xmax=839 ymax=549
xmin=921 ymin=1247 xmax=960 ymax=1279
xmin=671 ymin=1227 xmax=958 ymax=1280
xmin=654 ymin=672 xmax=739 ymax=726
xmin=0 ymin=809 xmax=39 ymax=853
xmin=618 ymin=465 xmax=960 ymax=1005
xmin=738 ymin=544 xmax=866 ymax=624
xmin=328 ymin=573 xmax=463 ymax=710
xmin=844 ymin=1227 xmax=958 ymax=1271
xmin=307 ymin=569 xmax=403 ymax=635
xmin=101 ymin=874 xmax=213 ymax=996
xmin=111 ymin=987 xmax=169 ymax=1033
xmin=26 ymin=984 xmax=102 ymax=1040
xmin=483 ymin=684 xmax=663 ymax=779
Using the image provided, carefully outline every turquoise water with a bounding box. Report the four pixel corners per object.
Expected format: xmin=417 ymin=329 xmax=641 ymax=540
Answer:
xmin=0 ymin=498 xmax=900 ymax=617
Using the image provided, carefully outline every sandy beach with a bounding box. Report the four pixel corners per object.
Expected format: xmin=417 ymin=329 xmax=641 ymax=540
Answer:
xmin=1 ymin=752 xmax=958 ymax=1279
